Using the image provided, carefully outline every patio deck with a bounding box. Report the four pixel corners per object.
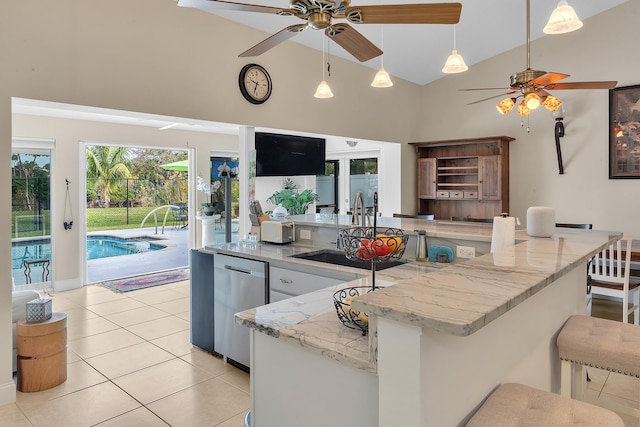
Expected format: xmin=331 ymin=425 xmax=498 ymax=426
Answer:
xmin=12 ymin=223 xmax=239 ymax=288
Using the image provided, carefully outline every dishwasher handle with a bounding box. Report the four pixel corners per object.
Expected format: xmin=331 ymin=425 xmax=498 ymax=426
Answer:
xmin=222 ymin=264 xmax=254 ymax=275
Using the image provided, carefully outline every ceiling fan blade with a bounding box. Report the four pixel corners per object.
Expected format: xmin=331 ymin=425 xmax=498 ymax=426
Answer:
xmin=239 ymin=24 xmax=307 ymax=57
xmin=460 ymin=87 xmax=511 ymax=91
xmin=178 ymin=0 xmax=285 ymax=14
xmin=531 ymin=72 xmax=570 ymax=87
xmin=467 ymin=91 xmax=518 ymax=106
xmin=345 ymin=3 xmax=461 ymax=24
xmin=547 ymin=81 xmax=618 ymax=90
xmin=325 ymin=24 xmax=382 ymax=62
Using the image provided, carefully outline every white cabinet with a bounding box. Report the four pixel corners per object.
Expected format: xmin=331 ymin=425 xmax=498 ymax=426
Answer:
xmin=269 ymin=265 xmax=358 ymax=302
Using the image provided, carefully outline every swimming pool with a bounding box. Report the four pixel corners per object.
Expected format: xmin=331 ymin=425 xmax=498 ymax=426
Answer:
xmin=11 ymin=235 xmax=164 ymax=269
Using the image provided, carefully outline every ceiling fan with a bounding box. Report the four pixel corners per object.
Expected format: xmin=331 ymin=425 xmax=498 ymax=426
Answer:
xmin=462 ymin=0 xmax=617 ymax=116
xmin=187 ymin=0 xmax=461 ymax=62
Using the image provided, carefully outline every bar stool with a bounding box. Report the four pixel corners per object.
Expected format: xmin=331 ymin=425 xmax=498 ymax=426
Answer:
xmin=557 ymin=314 xmax=640 ymax=417
xmin=466 ymin=383 xmax=624 ymax=426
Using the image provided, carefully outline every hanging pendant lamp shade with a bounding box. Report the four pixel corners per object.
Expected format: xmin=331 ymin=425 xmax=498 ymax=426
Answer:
xmin=372 ymin=67 xmax=393 ymax=88
xmin=442 ymin=49 xmax=468 ymax=74
xmin=371 ymin=26 xmax=393 ymax=87
xmin=442 ymin=25 xmax=468 ymax=74
xmin=314 ymin=81 xmax=334 ymax=98
xmin=543 ymin=1 xmax=583 ymax=34
xmin=314 ymin=37 xmax=333 ymax=99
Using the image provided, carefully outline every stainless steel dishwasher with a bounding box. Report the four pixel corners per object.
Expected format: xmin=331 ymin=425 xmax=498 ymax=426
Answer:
xmin=214 ymin=253 xmax=267 ymax=370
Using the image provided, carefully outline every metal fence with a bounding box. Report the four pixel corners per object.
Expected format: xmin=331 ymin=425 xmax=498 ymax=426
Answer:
xmin=86 ymin=178 xmax=188 ymax=228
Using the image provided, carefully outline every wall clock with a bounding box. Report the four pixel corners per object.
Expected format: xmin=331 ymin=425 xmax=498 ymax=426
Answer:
xmin=239 ymin=64 xmax=272 ymax=105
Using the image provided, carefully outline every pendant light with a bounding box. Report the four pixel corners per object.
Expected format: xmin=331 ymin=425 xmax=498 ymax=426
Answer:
xmin=442 ymin=25 xmax=468 ymax=74
xmin=314 ymin=37 xmax=333 ymax=99
xmin=371 ymin=25 xmax=393 ymax=88
xmin=543 ymin=1 xmax=583 ymax=34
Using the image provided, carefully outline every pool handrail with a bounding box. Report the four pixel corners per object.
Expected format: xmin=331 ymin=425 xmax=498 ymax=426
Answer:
xmin=140 ymin=205 xmax=184 ymax=234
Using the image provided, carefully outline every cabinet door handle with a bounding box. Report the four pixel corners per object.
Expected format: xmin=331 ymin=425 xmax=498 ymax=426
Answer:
xmin=279 ymin=278 xmax=293 ymax=284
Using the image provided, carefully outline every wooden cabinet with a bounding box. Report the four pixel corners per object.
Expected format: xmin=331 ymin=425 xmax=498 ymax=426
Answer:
xmin=478 ymin=155 xmax=501 ymax=201
xmin=410 ymin=136 xmax=514 ymax=220
xmin=417 ymin=158 xmax=436 ymax=199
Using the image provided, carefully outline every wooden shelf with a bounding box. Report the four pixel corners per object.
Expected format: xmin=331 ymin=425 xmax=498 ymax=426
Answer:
xmin=411 ymin=136 xmax=514 ymax=219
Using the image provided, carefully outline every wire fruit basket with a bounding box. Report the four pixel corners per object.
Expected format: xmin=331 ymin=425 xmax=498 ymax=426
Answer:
xmin=333 ymin=286 xmax=374 ymax=336
xmin=333 ymin=193 xmax=409 ymax=335
xmin=339 ymin=227 xmax=408 ymax=264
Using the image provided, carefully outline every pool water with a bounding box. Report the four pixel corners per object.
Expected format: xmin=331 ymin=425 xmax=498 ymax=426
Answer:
xmin=11 ymin=236 xmax=163 ymax=269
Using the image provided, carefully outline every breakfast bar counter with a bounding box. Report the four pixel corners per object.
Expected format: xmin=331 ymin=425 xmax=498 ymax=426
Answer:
xmin=226 ymin=217 xmax=620 ymax=427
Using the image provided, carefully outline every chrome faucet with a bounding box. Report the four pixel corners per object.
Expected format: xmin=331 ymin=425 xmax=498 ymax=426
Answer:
xmin=352 ymin=192 xmax=368 ymax=226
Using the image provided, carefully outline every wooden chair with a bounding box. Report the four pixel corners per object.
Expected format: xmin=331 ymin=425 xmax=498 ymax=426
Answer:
xmin=589 ymin=239 xmax=640 ymax=324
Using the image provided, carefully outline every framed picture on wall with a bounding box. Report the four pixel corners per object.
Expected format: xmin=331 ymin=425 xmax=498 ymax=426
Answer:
xmin=610 ymin=84 xmax=640 ymax=178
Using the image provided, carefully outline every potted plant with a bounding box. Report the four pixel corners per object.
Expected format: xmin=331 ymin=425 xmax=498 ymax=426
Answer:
xmin=267 ymin=178 xmax=319 ymax=216
xmin=201 ymin=202 xmax=215 ymax=216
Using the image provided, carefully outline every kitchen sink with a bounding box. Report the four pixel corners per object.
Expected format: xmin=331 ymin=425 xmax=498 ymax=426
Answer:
xmin=291 ymin=249 xmax=407 ymax=271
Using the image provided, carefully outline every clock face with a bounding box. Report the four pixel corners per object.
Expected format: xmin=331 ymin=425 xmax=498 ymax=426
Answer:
xmin=239 ymin=64 xmax=272 ymax=104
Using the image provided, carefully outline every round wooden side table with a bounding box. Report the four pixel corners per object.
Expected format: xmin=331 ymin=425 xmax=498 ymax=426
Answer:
xmin=16 ymin=312 xmax=67 ymax=392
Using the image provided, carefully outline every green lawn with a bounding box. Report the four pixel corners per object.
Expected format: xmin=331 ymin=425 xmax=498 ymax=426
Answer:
xmin=86 ymin=206 xmax=176 ymax=231
xmin=12 ymin=206 xmax=178 ymax=236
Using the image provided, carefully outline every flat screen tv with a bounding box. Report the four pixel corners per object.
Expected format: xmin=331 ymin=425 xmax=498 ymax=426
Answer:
xmin=255 ymin=132 xmax=326 ymax=177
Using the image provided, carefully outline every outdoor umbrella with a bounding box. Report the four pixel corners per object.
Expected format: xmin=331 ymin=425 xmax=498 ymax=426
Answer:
xmin=159 ymin=159 xmax=188 ymax=171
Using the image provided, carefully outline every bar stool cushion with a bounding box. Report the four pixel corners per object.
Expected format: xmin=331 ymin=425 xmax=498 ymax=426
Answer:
xmin=466 ymin=383 xmax=624 ymax=426
xmin=557 ymin=315 xmax=640 ymax=377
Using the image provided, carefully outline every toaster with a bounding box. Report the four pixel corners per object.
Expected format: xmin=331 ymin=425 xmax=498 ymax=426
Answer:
xmin=260 ymin=220 xmax=295 ymax=244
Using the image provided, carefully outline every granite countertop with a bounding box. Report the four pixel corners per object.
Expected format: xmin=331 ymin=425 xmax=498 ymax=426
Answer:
xmin=212 ymin=217 xmax=620 ymax=372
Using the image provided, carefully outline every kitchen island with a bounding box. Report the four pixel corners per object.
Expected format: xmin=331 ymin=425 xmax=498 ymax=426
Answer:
xmin=221 ymin=216 xmax=619 ymax=426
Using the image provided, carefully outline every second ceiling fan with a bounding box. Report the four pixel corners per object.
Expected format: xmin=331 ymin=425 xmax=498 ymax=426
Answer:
xmin=181 ymin=0 xmax=461 ymax=62
xmin=462 ymin=0 xmax=616 ymax=115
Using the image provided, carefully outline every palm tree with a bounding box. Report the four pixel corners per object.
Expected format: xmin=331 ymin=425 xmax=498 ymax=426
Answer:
xmin=86 ymin=146 xmax=131 ymax=208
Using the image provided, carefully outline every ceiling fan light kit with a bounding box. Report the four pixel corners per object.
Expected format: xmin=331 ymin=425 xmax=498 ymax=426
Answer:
xmin=463 ymin=0 xmax=616 ymax=126
xmin=524 ymin=92 xmax=541 ymax=110
xmin=517 ymin=101 xmax=530 ymax=117
xmin=542 ymin=95 xmax=562 ymax=112
xmin=543 ymin=1 xmax=584 ymax=35
xmin=496 ymin=98 xmax=516 ymax=115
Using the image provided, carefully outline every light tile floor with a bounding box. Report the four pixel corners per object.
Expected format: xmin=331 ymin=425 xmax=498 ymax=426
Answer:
xmin=3 ymin=281 xmax=249 ymax=427
xmin=2 ymin=284 xmax=640 ymax=426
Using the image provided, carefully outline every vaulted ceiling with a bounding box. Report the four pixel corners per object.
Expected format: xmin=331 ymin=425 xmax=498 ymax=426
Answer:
xmin=178 ymin=0 xmax=627 ymax=85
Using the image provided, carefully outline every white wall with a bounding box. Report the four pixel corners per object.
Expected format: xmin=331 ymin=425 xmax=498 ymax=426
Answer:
xmin=412 ymin=1 xmax=640 ymax=238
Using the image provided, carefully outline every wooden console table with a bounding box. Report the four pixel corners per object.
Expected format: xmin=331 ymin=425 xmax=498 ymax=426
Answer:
xmin=16 ymin=312 xmax=67 ymax=392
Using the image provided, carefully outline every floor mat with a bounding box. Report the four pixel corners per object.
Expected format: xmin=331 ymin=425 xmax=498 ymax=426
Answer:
xmin=98 ymin=268 xmax=190 ymax=293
